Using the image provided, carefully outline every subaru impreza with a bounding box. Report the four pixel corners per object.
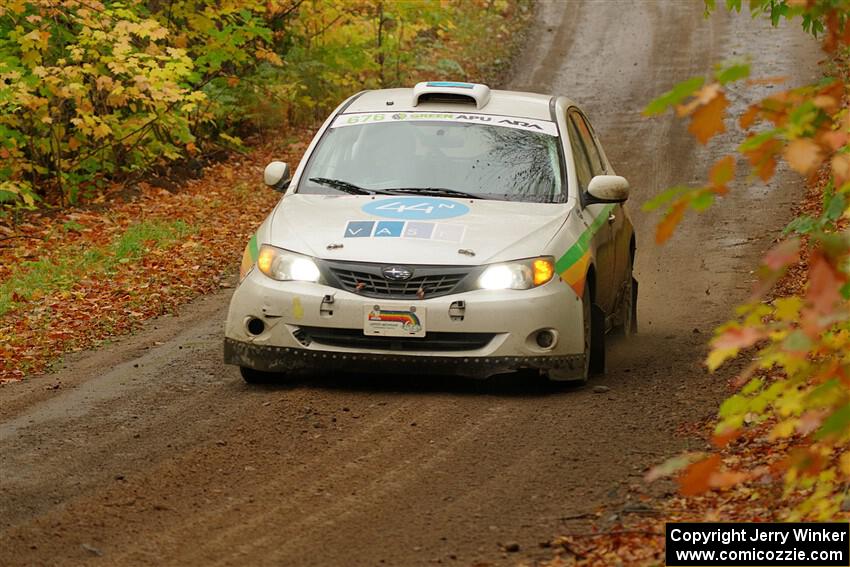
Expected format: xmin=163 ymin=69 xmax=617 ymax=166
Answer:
xmin=225 ymin=81 xmax=636 ymax=383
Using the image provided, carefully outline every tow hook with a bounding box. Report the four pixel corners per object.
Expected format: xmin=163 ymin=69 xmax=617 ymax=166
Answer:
xmin=449 ymin=300 xmax=466 ymax=321
xmin=320 ymin=294 xmax=335 ymax=317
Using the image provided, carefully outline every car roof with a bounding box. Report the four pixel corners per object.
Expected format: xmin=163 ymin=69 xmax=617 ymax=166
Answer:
xmin=343 ymin=84 xmax=575 ymax=121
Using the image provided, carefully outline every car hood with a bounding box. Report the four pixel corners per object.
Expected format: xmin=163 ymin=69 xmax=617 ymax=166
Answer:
xmin=268 ymin=194 xmax=569 ymax=265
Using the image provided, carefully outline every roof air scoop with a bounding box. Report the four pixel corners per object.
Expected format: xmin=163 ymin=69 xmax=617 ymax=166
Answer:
xmin=412 ymin=81 xmax=491 ymax=109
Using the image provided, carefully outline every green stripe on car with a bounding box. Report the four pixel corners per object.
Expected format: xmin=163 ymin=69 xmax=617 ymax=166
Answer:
xmin=555 ymin=204 xmax=615 ymax=273
xmin=248 ymin=233 xmax=259 ymax=262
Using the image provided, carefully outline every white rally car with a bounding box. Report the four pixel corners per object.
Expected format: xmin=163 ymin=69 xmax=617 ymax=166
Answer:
xmin=225 ymin=82 xmax=636 ymax=383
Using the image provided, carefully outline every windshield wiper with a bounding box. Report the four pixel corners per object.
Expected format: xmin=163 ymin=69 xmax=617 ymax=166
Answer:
xmin=388 ymin=187 xmax=487 ymax=200
xmin=308 ymin=177 xmax=393 ymax=196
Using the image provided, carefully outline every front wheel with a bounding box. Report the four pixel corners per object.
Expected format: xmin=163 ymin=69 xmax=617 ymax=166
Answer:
xmin=547 ymin=284 xmax=605 ymax=383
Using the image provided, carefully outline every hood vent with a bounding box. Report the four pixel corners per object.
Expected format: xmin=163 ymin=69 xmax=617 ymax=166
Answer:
xmin=412 ymin=81 xmax=491 ymax=110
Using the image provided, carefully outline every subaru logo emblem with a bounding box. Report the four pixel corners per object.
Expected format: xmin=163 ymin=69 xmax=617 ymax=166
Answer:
xmin=382 ymin=266 xmax=413 ymax=281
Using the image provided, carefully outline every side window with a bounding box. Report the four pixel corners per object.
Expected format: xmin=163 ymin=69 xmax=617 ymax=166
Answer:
xmin=566 ymin=116 xmax=593 ymax=192
xmin=570 ymin=111 xmax=605 ymax=176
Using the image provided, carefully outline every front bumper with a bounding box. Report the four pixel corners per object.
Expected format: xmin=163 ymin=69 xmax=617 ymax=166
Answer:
xmin=224 ymin=268 xmax=586 ymax=378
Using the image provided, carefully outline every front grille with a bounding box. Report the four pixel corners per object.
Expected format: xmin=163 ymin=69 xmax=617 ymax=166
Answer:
xmin=297 ymin=326 xmax=496 ymax=352
xmin=320 ymin=261 xmax=476 ymax=299
xmin=333 ymin=269 xmax=465 ymax=297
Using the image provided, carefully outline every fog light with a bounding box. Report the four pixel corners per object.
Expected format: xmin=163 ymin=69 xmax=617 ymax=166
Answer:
xmin=536 ymin=329 xmax=556 ymax=349
xmin=246 ymin=317 xmax=265 ymax=336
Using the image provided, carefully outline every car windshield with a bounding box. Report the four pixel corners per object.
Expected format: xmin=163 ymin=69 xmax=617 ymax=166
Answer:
xmin=297 ymin=113 xmax=564 ymax=203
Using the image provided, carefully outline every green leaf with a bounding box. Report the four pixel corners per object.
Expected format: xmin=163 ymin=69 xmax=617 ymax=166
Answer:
xmin=741 ymin=378 xmax=764 ymax=396
xmin=643 ymin=76 xmax=705 ymax=116
xmin=645 ymin=452 xmax=705 ymax=482
xmin=816 ymin=403 xmax=850 ymax=440
xmin=739 ymin=129 xmax=780 ymax=152
xmin=642 ymin=185 xmax=693 ymax=211
xmin=691 ymin=191 xmax=715 ymax=212
xmin=823 ymin=193 xmax=847 ymax=222
xmin=783 ymin=330 xmax=813 ymax=352
xmin=719 ymin=393 xmax=749 ymax=418
xmin=783 ymin=215 xmax=817 ymax=236
xmin=715 ymin=62 xmax=750 ymax=85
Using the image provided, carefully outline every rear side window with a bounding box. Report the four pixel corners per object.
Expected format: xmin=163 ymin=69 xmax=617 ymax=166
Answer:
xmin=566 ymin=116 xmax=593 ymax=191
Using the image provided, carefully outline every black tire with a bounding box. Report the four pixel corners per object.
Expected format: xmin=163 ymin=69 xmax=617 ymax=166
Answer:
xmin=614 ymin=256 xmax=638 ymax=337
xmin=240 ymin=366 xmax=278 ymax=384
xmin=589 ymin=297 xmax=606 ymax=375
xmin=628 ymin=276 xmax=638 ymax=335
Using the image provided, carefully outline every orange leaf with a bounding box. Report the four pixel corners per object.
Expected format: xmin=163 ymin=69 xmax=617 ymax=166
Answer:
xmin=745 ymin=138 xmax=783 ymax=182
xmin=676 ymin=83 xmax=722 ymax=117
xmin=710 ymin=470 xmax=749 ymax=490
xmin=711 ymin=428 xmax=740 ymax=448
xmin=709 ymin=155 xmax=735 ymax=189
xmin=807 ymin=253 xmax=845 ymax=316
xmin=678 ymin=455 xmax=721 ymax=496
xmin=784 ymin=138 xmax=823 ymax=175
xmin=763 ymin=238 xmax=800 ymax=271
xmin=713 ymin=326 xmax=763 ymax=350
xmin=832 ymin=153 xmax=850 ymax=185
xmin=689 ymin=91 xmax=728 ymax=144
xmin=820 ymin=130 xmax=848 ymax=151
xmin=813 ymin=95 xmax=838 ymax=111
xmin=739 ymin=105 xmax=759 ymax=129
xmin=655 ymin=200 xmax=687 ymax=245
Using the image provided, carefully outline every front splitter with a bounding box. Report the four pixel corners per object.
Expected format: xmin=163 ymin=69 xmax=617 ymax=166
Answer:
xmin=224 ymin=338 xmax=584 ymax=379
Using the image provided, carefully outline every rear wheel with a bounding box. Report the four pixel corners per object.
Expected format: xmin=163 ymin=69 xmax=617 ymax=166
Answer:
xmin=614 ymin=255 xmax=638 ymax=337
xmin=240 ymin=366 xmax=279 ymax=384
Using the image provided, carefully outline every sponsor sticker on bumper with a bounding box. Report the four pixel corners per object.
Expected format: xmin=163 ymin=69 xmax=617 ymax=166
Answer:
xmin=364 ymin=305 xmax=426 ymax=337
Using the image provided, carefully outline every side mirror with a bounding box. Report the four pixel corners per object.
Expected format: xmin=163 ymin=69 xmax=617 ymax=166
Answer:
xmin=587 ymin=175 xmax=629 ymax=203
xmin=264 ymin=161 xmax=291 ymax=192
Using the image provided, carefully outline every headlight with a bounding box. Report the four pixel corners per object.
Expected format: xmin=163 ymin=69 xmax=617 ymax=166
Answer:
xmin=477 ymin=257 xmax=555 ymax=290
xmin=256 ymin=245 xmax=321 ymax=282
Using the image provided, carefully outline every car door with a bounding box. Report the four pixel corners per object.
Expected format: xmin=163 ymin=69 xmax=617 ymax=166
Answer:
xmin=573 ymin=111 xmax=630 ymax=298
xmin=566 ymin=109 xmax=616 ymax=313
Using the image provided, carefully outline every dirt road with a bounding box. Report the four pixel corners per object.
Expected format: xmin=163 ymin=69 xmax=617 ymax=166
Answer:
xmin=0 ymin=2 xmax=820 ymax=566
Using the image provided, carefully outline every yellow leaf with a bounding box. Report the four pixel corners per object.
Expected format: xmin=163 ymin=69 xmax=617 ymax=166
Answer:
xmin=769 ymin=419 xmax=797 ymax=440
xmin=92 ymin=123 xmax=112 ymax=139
xmin=706 ymin=346 xmax=738 ymax=372
xmin=774 ymin=296 xmax=803 ymax=321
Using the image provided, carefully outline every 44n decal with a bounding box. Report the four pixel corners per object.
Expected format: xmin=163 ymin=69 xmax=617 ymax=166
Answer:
xmin=362 ymin=197 xmax=469 ymax=220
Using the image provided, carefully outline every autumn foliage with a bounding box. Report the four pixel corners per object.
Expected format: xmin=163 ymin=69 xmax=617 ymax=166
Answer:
xmin=0 ymin=0 xmax=530 ymax=211
xmin=645 ymin=0 xmax=850 ymax=520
